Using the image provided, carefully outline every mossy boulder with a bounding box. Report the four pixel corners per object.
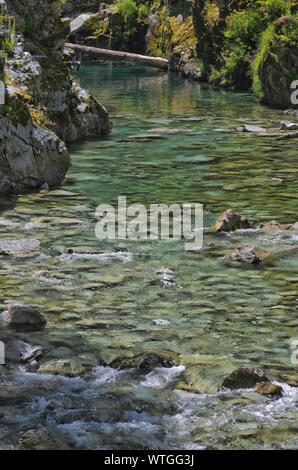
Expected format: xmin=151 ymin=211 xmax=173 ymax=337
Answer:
xmin=193 ymin=1 xmax=298 ymax=102
xmin=255 ymin=16 xmax=298 ymax=107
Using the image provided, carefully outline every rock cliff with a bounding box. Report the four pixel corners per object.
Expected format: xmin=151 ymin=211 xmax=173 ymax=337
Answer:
xmin=0 ymin=0 xmax=111 ymax=194
xmin=193 ymin=0 xmax=298 ymax=107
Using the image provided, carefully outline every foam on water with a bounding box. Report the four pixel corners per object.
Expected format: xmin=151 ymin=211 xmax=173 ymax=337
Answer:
xmin=140 ymin=366 xmax=185 ymax=389
xmin=59 ymin=251 xmax=132 ymax=264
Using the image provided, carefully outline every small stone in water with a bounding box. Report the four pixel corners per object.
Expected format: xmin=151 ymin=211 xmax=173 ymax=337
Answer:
xmin=271 ymin=177 xmax=283 ymax=185
xmin=237 ymin=124 xmax=267 ymax=133
xmin=153 ymin=319 xmax=170 ymax=326
xmin=229 ymin=245 xmax=273 ymax=264
xmin=212 ymin=209 xmax=251 ymax=232
xmin=256 ymin=382 xmax=283 ymax=397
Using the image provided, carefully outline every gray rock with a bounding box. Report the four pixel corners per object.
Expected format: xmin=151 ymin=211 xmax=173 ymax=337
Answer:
xmin=5 ymin=340 xmax=44 ymax=364
xmin=280 ymin=121 xmax=298 ymax=131
xmin=0 ymin=0 xmax=111 ymax=195
xmin=138 ymin=352 xmax=178 ymax=372
xmin=70 ymin=13 xmax=98 ymax=34
xmin=237 ymin=125 xmax=267 ymax=133
xmin=271 ymin=177 xmax=283 ymax=185
xmin=0 ymin=304 xmax=46 ymax=330
xmin=229 ymin=245 xmax=273 ymax=264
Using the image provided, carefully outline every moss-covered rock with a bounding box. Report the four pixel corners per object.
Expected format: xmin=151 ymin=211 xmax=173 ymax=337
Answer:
xmin=256 ymin=382 xmax=283 ymax=397
xmin=193 ymin=0 xmax=298 ymax=104
xmin=254 ymin=16 xmax=298 ymax=107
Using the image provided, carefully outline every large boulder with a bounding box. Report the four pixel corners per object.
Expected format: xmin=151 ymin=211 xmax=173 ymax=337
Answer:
xmin=212 ymin=209 xmax=251 ymax=232
xmin=222 ymin=368 xmax=269 ymax=390
xmin=0 ymin=304 xmax=46 ymax=330
xmin=17 ymin=428 xmax=71 ymax=450
xmin=0 ymin=89 xmax=71 ymax=194
xmin=229 ymin=245 xmax=273 ymax=264
xmin=0 ymin=0 xmax=111 ymax=194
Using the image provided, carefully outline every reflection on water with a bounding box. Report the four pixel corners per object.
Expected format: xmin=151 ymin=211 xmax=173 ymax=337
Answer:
xmin=0 ymin=65 xmax=297 ymax=450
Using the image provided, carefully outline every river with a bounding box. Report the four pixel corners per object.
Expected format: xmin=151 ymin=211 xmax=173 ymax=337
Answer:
xmin=0 ymin=64 xmax=297 ymax=449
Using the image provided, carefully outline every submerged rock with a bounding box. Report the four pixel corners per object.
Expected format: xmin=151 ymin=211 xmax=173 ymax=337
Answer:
xmin=138 ymin=352 xmax=178 ymax=372
xmin=212 ymin=209 xmax=251 ymax=232
xmin=256 ymin=382 xmax=283 ymax=397
xmin=66 ymin=246 xmax=104 ymax=255
xmin=237 ymin=125 xmax=267 ymax=133
xmin=0 ymin=305 xmax=46 ymax=330
xmin=17 ymin=428 xmax=71 ymax=450
xmin=37 ymin=358 xmax=87 ymax=377
xmin=5 ymin=340 xmax=44 ymax=364
xmin=229 ymin=245 xmax=273 ymax=265
xmin=0 ymin=239 xmax=40 ymax=258
xmin=260 ymin=220 xmax=297 ymax=231
xmin=112 ymin=350 xmax=179 ymax=372
xmin=222 ymin=368 xmax=269 ymax=390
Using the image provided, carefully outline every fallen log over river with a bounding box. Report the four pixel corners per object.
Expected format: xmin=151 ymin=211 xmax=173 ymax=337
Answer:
xmin=65 ymin=43 xmax=169 ymax=71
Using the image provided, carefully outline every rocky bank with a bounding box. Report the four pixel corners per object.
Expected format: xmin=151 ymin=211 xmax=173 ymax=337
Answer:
xmin=0 ymin=0 xmax=111 ymax=194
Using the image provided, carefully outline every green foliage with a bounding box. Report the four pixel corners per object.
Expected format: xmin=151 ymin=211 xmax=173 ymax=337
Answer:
xmin=1 ymin=17 xmax=16 ymax=54
xmin=118 ymin=0 xmax=138 ymax=26
xmin=251 ymin=23 xmax=275 ymax=97
xmin=20 ymin=14 xmax=33 ymax=35
xmin=279 ymin=12 xmax=298 ymax=45
xmin=0 ymin=5 xmax=5 ymax=27
xmin=225 ymin=9 xmax=263 ymax=44
xmin=257 ymin=0 xmax=291 ymax=21
xmin=138 ymin=3 xmax=149 ymax=23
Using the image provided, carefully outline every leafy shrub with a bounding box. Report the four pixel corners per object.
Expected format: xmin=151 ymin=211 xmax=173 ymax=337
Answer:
xmin=138 ymin=4 xmax=149 ymax=23
xmin=118 ymin=0 xmax=138 ymax=26
xmin=258 ymin=0 xmax=291 ymax=21
xmin=225 ymin=9 xmax=263 ymax=44
xmin=251 ymin=23 xmax=275 ymax=96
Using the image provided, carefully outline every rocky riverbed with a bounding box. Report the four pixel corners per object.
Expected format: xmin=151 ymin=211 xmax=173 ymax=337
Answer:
xmin=0 ymin=63 xmax=297 ymax=449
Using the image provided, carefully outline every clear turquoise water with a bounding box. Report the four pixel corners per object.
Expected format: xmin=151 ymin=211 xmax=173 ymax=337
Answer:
xmin=0 ymin=65 xmax=297 ymax=450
